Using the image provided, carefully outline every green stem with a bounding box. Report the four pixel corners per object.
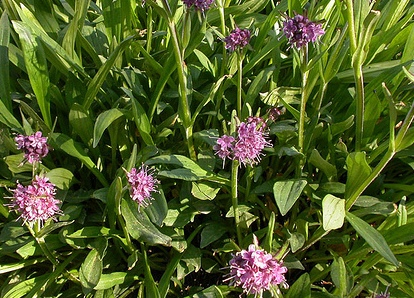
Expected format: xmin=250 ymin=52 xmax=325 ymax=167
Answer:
xmin=237 ymin=51 xmax=243 ymax=118
xmin=160 ymin=0 xmax=196 ymax=160
xmin=354 ymin=64 xmax=365 ymax=152
xmin=231 ymin=160 xmax=242 ymax=245
xmin=297 ymin=45 xmax=309 ymax=176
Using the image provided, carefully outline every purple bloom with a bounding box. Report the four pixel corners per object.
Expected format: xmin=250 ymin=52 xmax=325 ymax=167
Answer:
xmin=226 ymin=244 xmax=288 ymax=296
xmin=183 ymin=0 xmax=214 ymax=12
xmin=214 ymin=117 xmax=272 ymax=167
xmin=126 ymin=165 xmax=159 ymax=209
xmin=10 ymin=175 xmax=60 ymax=225
xmin=224 ymin=27 xmax=251 ymax=52
xmin=213 ymin=135 xmax=235 ymax=163
xmin=15 ymin=131 xmax=49 ymax=164
xmin=283 ymin=14 xmax=324 ymax=48
xmin=233 ymin=117 xmax=272 ymax=166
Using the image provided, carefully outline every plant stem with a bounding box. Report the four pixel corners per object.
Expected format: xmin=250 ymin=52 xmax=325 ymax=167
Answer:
xmin=237 ymin=51 xmax=243 ymax=118
xmin=160 ymin=0 xmax=196 ymax=160
xmin=231 ymin=160 xmax=242 ymax=245
xmin=297 ymin=45 xmax=309 ymax=176
xmin=354 ymin=64 xmax=365 ymax=152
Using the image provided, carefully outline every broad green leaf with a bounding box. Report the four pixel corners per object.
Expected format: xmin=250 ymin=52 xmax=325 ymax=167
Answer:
xmin=45 ymin=168 xmax=75 ymax=190
xmin=0 ymin=100 xmax=22 ymax=131
xmin=193 ymin=49 xmax=215 ymax=76
xmin=190 ymin=285 xmax=224 ymax=298
xmin=0 ymin=11 xmax=11 ymax=111
xmin=289 ymin=232 xmax=305 ymax=253
xmin=331 ymin=257 xmax=347 ymax=297
xmin=145 ymin=189 xmax=168 ymax=227
xmin=69 ymin=103 xmax=94 ymax=147
xmin=191 ymin=182 xmax=220 ymax=201
xmin=143 ymin=249 xmax=161 ymax=298
xmin=147 ymin=155 xmax=209 ymax=180
xmin=79 ymin=248 xmax=103 ymax=294
xmin=94 ymin=272 xmax=134 ymax=290
xmin=66 ymin=227 xmax=122 ymax=239
xmin=322 ymin=194 xmax=345 ymax=231
xmin=3 ymin=275 xmax=48 ymax=298
xmin=93 ymin=108 xmax=125 ymax=148
xmin=122 ymin=88 xmax=154 ymax=146
xmin=50 ymin=133 xmax=108 ymax=186
xmin=200 ymin=223 xmax=228 ymax=248
xmin=309 ymin=149 xmax=337 ymax=181
xmin=13 ymin=21 xmax=52 ymax=128
xmin=344 ymin=152 xmax=372 ymax=200
xmin=273 ymin=179 xmax=307 ymax=216
xmin=0 ymin=258 xmax=46 ymax=274
xmin=285 ymin=273 xmax=311 ymax=298
xmin=346 ymin=212 xmax=399 ymax=266
xmin=121 ymin=198 xmax=172 ymax=246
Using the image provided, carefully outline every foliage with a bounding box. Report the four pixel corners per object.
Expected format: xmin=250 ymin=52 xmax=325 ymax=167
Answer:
xmin=1 ymin=0 xmax=414 ymax=297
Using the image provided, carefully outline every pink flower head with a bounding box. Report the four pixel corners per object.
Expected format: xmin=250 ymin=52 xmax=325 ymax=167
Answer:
xmin=233 ymin=118 xmax=272 ymax=166
xmin=15 ymin=131 xmax=49 ymax=164
xmin=214 ymin=117 xmax=272 ymax=167
xmin=213 ymin=135 xmax=235 ymax=164
xmin=10 ymin=175 xmax=60 ymax=225
xmin=224 ymin=27 xmax=251 ymax=52
xmin=182 ymin=0 xmax=214 ymax=12
xmin=126 ymin=165 xmax=159 ymax=209
xmin=283 ymin=14 xmax=324 ymax=48
xmin=226 ymin=244 xmax=288 ymax=296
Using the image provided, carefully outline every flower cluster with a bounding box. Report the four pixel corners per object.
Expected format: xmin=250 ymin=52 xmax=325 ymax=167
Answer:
xmin=10 ymin=175 xmax=60 ymax=225
xmin=15 ymin=131 xmax=49 ymax=164
xmin=214 ymin=117 xmax=272 ymax=166
xmin=282 ymin=14 xmax=324 ymax=48
xmin=183 ymin=0 xmax=214 ymax=12
xmin=126 ymin=165 xmax=159 ymax=209
xmin=226 ymin=244 xmax=288 ymax=296
xmin=224 ymin=27 xmax=251 ymax=52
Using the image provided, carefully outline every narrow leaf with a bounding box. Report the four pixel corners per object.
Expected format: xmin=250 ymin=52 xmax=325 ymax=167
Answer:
xmin=346 ymin=212 xmax=399 ymax=266
xmin=93 ymin=108 xmax=125 ymax=148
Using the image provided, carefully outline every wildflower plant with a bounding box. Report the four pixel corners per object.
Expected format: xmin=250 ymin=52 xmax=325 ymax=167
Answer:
xmin=1 ymin=0 xmax=414 ymax=297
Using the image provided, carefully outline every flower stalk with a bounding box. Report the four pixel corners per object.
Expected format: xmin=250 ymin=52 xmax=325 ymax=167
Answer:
xmin=231 ymin=160 xmax=242 ymax=245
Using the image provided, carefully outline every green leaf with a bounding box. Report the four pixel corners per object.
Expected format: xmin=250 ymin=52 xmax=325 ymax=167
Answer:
xmin=94 ymin=272 xmax=134 ymax=290
xmin=13 ymin=21 xmax=52 ymax=128
xmin=190 ymin=285 xmax=224 ymax=298
xmin=200 ymin=223 xmax=227 ymax=248
xmin=0 ymin=99 xmax=22 ymax=131
xmin=0 ymin=11 xmax=12 ymax=111
xmin=83 ymin=36 xmax=135 ymax=110
xmin=123 ymin=88 xmax=154 ymax=146
xmin=346 ymin=212 xmax=399 ymax=267
xmin=79 ymin=248 xmax=103 ymax=294
xmin=309 ymin=149 xmax=337 ymax=181
xmin=145 ymin=189 xmax=168 ymax=227
xmin=331 ymin=256 xmax=348 ymax=297
xmin=289 ymin=232 xmax=305 ymax=253
xmin=344 ymin=152 xmax=372 ymax=200
xmin=273 ymin=179 xmax=307 ymax=216
xmin=191 ymin=182 xmax=220 ymax=201
xmin=93 ymin=108 xmax=125 ymax=148
xmin=193 ymin=49 xmax=215 ymax=76
xmin=286 ymin=273 xmax=311 ymax=298
xmin=50 ymin=133 xmax=108 ymax=187
xmin=69 ymin=103 xmax=94 ymax=147
xmin=3 ymin=275 xmax=48 ymax=298
xmin=45 ymin=168 xmax=75 ymax=190
xmin=121 ymin=198 xmax=172 ymax=246
xmin=322 ymin=194 xmax=345 ymax=231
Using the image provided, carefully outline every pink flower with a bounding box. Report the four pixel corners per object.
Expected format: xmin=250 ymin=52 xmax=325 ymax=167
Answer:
xmin=182 ymin=0 xmax=214 ymax=12
xmin=10 ymin=175 xmax=60 ymax=225
xmin=283 ymin=14 xmax=324 ymax=49
xmin=214 ymin=117 xmax=272 ymax=167
xmin=15 ymin=131 xmax=49 ymax=164
xmin=226 ymin=244 xmax=288 ymax=296
xmin=126 ymin=165 xmax=159 ymax=209
xmin=224 ymin=27 xmax=251 ymax=52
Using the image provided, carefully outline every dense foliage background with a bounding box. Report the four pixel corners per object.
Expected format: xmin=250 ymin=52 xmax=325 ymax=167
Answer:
xmin=1 ymin=0 xmax=414 ymax=297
